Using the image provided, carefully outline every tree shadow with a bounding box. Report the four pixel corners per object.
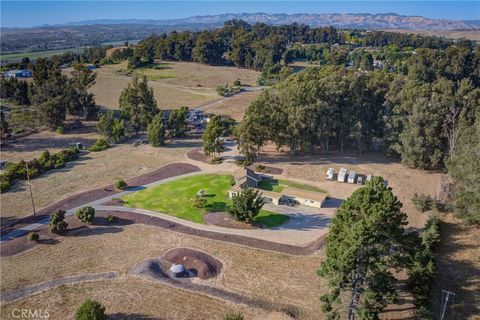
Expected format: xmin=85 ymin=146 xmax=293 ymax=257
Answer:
xmin=36 ymin=238 xmax=60 ymax=245
xmin=322 ymin=197 xmax=344 ymax=208
xmin=67 ymin=226 xmax=124 ymax=237
xmin=206 ymin=201 xmax=228 ymax=212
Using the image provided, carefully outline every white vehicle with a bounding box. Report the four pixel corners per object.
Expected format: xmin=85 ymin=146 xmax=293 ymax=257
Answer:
xmin=337 ymin=168 xmax=348 ymax=182
xmin=326 ymin=168 xmax=335 ymax=180
xmin=347 ymin=171 xmax=357 ymax=184
xmin=357 ymin=176 xmax=364 ymax=185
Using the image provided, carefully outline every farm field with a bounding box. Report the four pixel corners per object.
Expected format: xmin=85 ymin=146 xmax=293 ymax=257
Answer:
xmin=86 ymin=61 xmax=260 ymax=110
xmin=122 ymin=173 xmax=289 ymax=227
xmin=0 ymin=48 xmax=84 ymax=63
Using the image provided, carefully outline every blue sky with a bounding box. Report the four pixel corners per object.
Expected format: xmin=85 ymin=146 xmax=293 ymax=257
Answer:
xmin=1 ymin=1 xmax=479 ymax=28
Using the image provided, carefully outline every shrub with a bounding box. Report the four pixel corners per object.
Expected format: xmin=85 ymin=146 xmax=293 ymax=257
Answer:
xmin=88 ymin=138 xmax=110 ymax=152
xmin=75 ymin=206 xmax=95 ymax=223
xmin=233 ymin=79 xmax=241 ymax=86
xmin=27 ymin=232 xmax=39 ymax=241
xmin=38 ymin=150 xmax=55 ymax=170
xmin=255 ymin=164 xmax=266 ymax=172
xmin=224 ymin=313 xmax=244 ymax=320
xmin=192 ymin=195 xmax=208 ymax=208
xmin=49 ymin=209 xmax=68 ymax=235
xmin=115 ymin=179 xmax=128 ymax=190
xmin=106 ymin=215 xmax=118 ymax=223
xmin=0 ymin=174 xmax=12 ymax=193
xmin=75 ymin=299 xmax=107 ymax=320
xmin=412 ymin=193 xmax=435 ymax=212
xmin=56 ymin=126 xmax=64 ymax=134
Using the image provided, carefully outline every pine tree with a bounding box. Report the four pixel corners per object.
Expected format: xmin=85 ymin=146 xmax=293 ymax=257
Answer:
xmin=147 ymin=112 xmax=166 ymax=147
xmin=202 ymin=115 xmax=224 ymax=158
xmin=227 ymin=188 xmax=264 ymax=222
xmin=318 ymin=177 xmax=409 ymax=319
xmin=119 ymin=76 xmax=157 ymax=133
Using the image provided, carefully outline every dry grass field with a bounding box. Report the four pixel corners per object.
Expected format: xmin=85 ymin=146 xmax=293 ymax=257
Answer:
xmin=83 ymin=61 xmax=260 ymax=110
xmin=387 ymin=29 xmax=480 ymax=41
xmin=200 ymin=91 xmax=261 ymax=121
xmin=0 ymin=224 xmax=325 ymax=319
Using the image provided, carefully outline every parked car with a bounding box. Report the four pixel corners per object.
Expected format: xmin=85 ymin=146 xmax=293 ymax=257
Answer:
xmin=357 ymin=176 xmax=363 ymax=185
xmin=326 ymin=168 xmax=335 ymax=180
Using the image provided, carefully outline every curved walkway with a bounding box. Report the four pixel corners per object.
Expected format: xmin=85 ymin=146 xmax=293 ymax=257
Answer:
xmin=0 ymin=272 xmax=118 ymax=303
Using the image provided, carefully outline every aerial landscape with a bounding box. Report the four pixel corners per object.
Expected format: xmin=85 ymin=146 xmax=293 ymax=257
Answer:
xmin=0 ymin=1 xmax=479 ymax=319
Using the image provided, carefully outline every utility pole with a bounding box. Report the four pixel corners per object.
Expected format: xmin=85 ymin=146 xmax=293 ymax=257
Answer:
xmin=25 ymin=162 xmax=36 ymax=215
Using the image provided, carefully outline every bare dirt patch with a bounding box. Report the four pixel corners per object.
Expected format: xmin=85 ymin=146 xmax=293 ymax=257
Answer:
xmin=164 ymin=247 xmax=222 ymax=280
xmin=186 ymin=147 xmax=210 ymax=163
xmin=204 ymin=212 xmax=260 ymax=229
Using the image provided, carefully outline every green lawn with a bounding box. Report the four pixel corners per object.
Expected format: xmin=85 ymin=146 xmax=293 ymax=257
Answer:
xmin=258 ymin=178 xmax=327 ymax=193
xmin=122 ymin=174 xmax=289 ymax=227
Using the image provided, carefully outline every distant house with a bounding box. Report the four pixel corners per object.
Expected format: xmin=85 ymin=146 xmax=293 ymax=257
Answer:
xmin=2 ymin=69 xmax=32 ymax=78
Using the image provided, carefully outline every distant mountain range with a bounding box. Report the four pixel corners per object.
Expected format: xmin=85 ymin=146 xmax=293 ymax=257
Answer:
xmin=2 ymin=12 xmax=478 ymax=55
xmin=38 ymin=13 xmax=479 ymax=31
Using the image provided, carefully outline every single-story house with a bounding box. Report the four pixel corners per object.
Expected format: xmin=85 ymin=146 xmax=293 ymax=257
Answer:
xmin=281 ymin=187 xmax=327 ymax=208
xmin=228 ymin=168 xmax=326 ymax=208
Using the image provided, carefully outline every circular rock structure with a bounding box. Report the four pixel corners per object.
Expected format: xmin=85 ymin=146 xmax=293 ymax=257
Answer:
xmin=164 ymin=248 xmax=222 ymax=280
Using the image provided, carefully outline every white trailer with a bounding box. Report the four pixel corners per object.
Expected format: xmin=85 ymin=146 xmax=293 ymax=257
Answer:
xmin=337 ymin=168 xmax=348 ymax=182
xmin=347 ymin=171 xmax=357 ymax=184
xmin=326 ymin=168 xmax=335 ymax=180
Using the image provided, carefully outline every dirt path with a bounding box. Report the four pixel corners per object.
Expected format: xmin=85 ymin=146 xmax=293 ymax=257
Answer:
xmin=0 ymin=272 xmax=118 ymax=303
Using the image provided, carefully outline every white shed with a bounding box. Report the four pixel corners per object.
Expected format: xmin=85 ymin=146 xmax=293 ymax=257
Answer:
xmin=337 ymin=168 xmax=348 ymax=182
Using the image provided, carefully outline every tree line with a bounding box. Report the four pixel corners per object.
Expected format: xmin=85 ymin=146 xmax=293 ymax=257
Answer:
xmin=235 ymin=41 xmax=479 ymax=225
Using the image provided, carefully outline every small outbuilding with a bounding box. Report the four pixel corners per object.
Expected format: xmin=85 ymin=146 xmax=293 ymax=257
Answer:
xmin=170 ymin=264 xmax=186 ymax=278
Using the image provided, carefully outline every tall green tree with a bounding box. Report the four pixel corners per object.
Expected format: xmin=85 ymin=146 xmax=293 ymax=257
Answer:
xmin=446 ymin=113 xmax=480 ymax=226
xmin=119 ymin=76 xmax=157 ymax=133
xmin=67 ymin=64 xmax=98 ymax=119
xmin=318 ymin=177 xmax=409 ymax=319
xmin=39 ymin=96 xmax=66 ymax=130
xmin=147 ymin=112 xmax=166 ymax=147
xmin=202 ymin=115 xmax=224 ymax=158
xmin=97 ymin=111 xmax=125 ymax=143
xmin=168 ymin=106 xmax=188 ymax=137
xmin=227 ymin=188 xmax=264 ymax=222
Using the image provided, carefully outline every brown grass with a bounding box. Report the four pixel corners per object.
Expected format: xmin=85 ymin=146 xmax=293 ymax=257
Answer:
xmin=386 ymin=29 xmax=480 ymax=41
xmin=0 ymin=224 xmax=324 ymax=319
xmin=431 ymin=215 xmax=480 ymax=319
xmin=0 ymin=278 xmax=261 ymax=320
xmin=200 ymin=91 xmax=261 ymax=121
xmin=85 ymin=61 xmax=260 ymax=111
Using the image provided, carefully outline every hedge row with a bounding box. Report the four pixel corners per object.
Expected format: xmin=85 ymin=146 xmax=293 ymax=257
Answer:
xmin=0 ymin=147 xmax=80 ymax=193
xmin=407 ymin=214 xmax=441 ymax=319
